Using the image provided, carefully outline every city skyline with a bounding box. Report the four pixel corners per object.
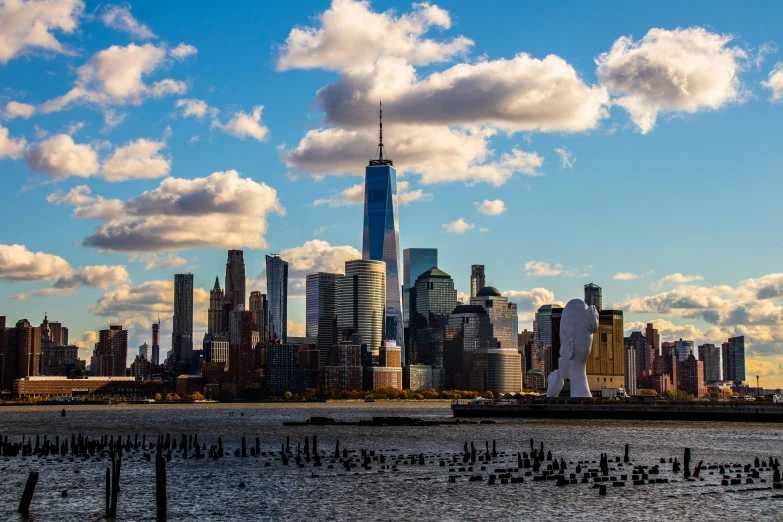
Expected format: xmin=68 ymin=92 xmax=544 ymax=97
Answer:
xmin=1 ymin=0 xmax=783 ymax=386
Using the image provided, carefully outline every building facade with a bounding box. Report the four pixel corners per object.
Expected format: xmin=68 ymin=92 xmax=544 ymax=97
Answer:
xmin=172 ymin=273 xmax=194 ymax=372
xmin=337 ymin=259 xmax=386 ymax=355
xmin=97 ymin=325 xmax=128 ymax=377
xmin=151 ymin=320 xmax=160 ymax=366
xmin=306 ymin=272 xmax=342 ymax=367
xmin=722 ymin=336 xmax=746 ymax=384
xmin=208 ymin=276 xmax=224 ymax=336
xmin=249 ymin=291 xmax=270 ymax=342
xmin=470 ymin=287 xmax=515 ymax=349
xmin=266 ymin=254 xmax=288 ymax=342
xmin=584 ymin=283 xmax=602 ymax=311
xmin=698 ymin=343 xmax=722 ymax=383
xmin=470 ymin=265 xmax=485 ymax=298
xmin=402 ymin=248 xmax=438 ymax=323
xmin=224 ymin=250 xmax=246 ymax=316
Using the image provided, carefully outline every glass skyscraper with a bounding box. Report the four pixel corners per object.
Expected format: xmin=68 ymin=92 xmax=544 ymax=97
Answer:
xmin=584 ymin=283 xmax=602 ymax=311
xmin=337 ymin=259 xmax=386 ymax=356
xmin=362 ymin=104 xmax=404 ymax=362
xmin=306 ymin=272 xmax=342 ymax=367
xmin=266 ymin=254 xmax=288 ymax=342
xmin=172 ymin=273 xmax=194 ymax=371
xmin=403 ymin=248 xmax=438 ymax=323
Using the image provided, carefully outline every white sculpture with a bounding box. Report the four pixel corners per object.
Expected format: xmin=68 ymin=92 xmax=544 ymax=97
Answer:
xmin=546 ymin=299 xmax=599 ymax=398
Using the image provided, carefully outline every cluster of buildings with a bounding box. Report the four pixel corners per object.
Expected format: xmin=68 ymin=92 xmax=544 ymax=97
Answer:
xmin=0 ymin=117 xmax=755 ymax=400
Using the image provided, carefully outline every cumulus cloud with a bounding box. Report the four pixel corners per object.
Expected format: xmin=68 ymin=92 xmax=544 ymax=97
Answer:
xmin=624 ymin=318 xmax=715 ymax=343
xmin=596 ymin=27 xmax=748 ymax=133
xmin=762 ymin=63 xmax=783 ymax=102
xmin=554 ymin=147 xmax=575 ymax=168
xmin=313 ymin=179 xmax=431 ymax=207
xmin=128 ymin=252 xmax=187 ymax=270
xmin=101 ymin=138 xmax=171 ymax=181
xmin=284 ymin=124 xmax=543 ymax=186
xmin=613 ymin=272 xmax=640 ymax=281
xmin=0 ymin=124 xmax=27 ymax=159
xmin=65 ymin=170 xmax=284 ymax=252
xmin=100 ymin=4 xmax=155 ymax=39
xmin=442 ymin=218 xmax=473 ymax=234
xmin=47 ymin=184 xmax=95 ymax=205
xmin=25 ymin=134 xmax=99 ymax=177
xmin=524 ymin=260 xmax=563 ymax=277
xmin=175 ymin=98 xmax=217 ymax=119
xmin=38 ymin=43 xmax=188 ymax=114
xmin=277 ymin=0 xmax=472 ymax=71
xmin=658 ymin=273 xmax=704 ymax=286
xmin=0 ymin=243 xmax=71 ymax=281
xmin=278 ymin=239 xmax=360 ymax=291
xmin=475 ymin=199 xmax=506 ymax=215
xmin=0 ymin=0 xmax=83 ymax=63
xmin=4 ymin=101 xmax=35 ymax=119
xmin=505 ymin=287 xmax=562 ymax=325
xmin=170 ymin=43 xmax=197 ymax=60
xmin=211 ymin=105 xmax=269 ymax=141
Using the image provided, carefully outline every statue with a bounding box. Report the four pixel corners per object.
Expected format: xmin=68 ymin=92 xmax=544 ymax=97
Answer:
xmin=546 ymin=299 xmax=599 ymax=398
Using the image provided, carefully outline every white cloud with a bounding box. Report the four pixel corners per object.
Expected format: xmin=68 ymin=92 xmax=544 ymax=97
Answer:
xmin=277 ymin=0 xmax=472 ymax=71
xmin=176 ymin=98 xmax=217 ymax=119
xmin=0 ymin=243 xmax=71 ymax=281
xmin=25 ymin=134 xmax=99 ymax=177
xmin=505 ymin=287 xmax=562 ymax=325
xmin=284 ymin=124 xmax=543 ymax=186
xmin=0 ymin=0 xmax=83 ymax=64
xmin=212 ymin=105 xmax=268 ymax=141
xmin=596 ymin=27 xmax=748 ymax=133
xmin=170 ymin=43 xmax=197 ymax=60
xmin=762 ymin=62 xmax=783 ymax=102
xmin=554 ymin=147 xmax=575 ymax=168
xmin=288 ymin=318 xmax=306 ymax=337
xmin=658 ymin=273 xmax=704 ymax=286
xmin=67 ymin=170 xmax=285 ymax=252
xmin=524 ymin=260 xmax=563 ymax=277
xmin=47 ymin=184 xmax=95 ymax=205
xmin=101 ymin=138 xmax=171 ymax=181
xmin=442 ymin=218 xmax=474 ymax=234
xmin=128 ymin=252 xmax=187 ymax=270
xmin=0 ymin=124 xmax=27 ymax=159
xmin=613 ymin=272 xmax=640 ymax=281
xmin=100 ymin=4 xmax=155 ymax=39
xmin=65 ymin=121 xmax=85 ymax=135
xmin=475 ymin=199 xmax=506 ymax=215
xmin=38 ymin=43 xmax=188 ymax=114
xmin=278 ymin=239 xmax=360 ymax=290
xmin=313 ymin=180 xmax=431 ymax=207
xmin=396 ymin=180 xmax=432 ymax=205
xmin=102 ymin=108 xmax=126 ymax=128
xmin=478 ymin=227 xmax=489 ymax=233
xmin=50 ymin=264 xmax=129 ymax=289
xmin=4 ymin=101 xmax=35 ymax=119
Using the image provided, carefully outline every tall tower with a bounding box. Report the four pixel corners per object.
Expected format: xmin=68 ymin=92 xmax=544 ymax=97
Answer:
xmin=151 ymin=318 xmax=160 ymax=366
xmin=225 ymin=250 xmax=246 ymax=314
xmin=584 ymin=283 xmax=602 ymax=311
xmin=172 ymin=273 xmax=194 ymax=370
xmin=266 ymin=254 xmax=288 ymax=342
xmin=337 ymin=260 xmax=386 ymax=357
xmin=470 ymin=265 xmax=485 ymax=297
xmin=306 ymin=272 xmax=342 ymax=367
xmin=208 ymin=276 xmax=225 ymax=335
xmin=402 ymin=248 xmax=438 ymax=324
xmin=249 ymin=291 xmax=270 ymax=341
xmin=362 ymin=102 xmax=404 ymax=360
xmin=97 ymin=325 xmax=128 ymax=376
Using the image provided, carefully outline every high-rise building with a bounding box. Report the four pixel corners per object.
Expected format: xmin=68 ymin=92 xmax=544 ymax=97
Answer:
xmin=151 ymin=320 xmax=160 ymax=366
xmin=470 ymin=287 xmax=515 ymax=349
xmin=624 ymin=331 xmax=651 ymax=378
xmin=722 ymin=336 xmax=745 ymax=384
xmin=470 ymin=265 xmax=485 ymax=298
xmin=249 ymin=291 xmax=270 ymax=341
xmin=645 ymin=323 xmax=660 ymax=358
xmin=97 ymin=325 xmax=128 ymax=377
xmin=229 ymin=310 xmax=254 ymax=392
xmin=139 ymin=342 xmax=150 ymax=360
xmin=172 ymin=273 xmax=194 ymax=372
xmin=306 ymin=272 xmax=341 ymax=367
xmin=266 ymin=254 xmax=288 ymax=342
xmin=624 ymin=342 xmax=637 ymax=395
xmin=584 ymin=283 xmax=602 ymax=311
xmin=443 ymin=304 xmax=493 ymax=390
xmin=678 ymin=352 xmax=706 ymax=397
xmin=697 ymin=343 xmax=722 ymax=383
xmin=208 ymin=276 xmax=224 ymax=336
xmin=362 ymin=104 xmax=404 ymax=359
xmin=411 ymin=267 xmax=457 ymax=332
xmin=2 ymin=319 xmax=41 ymax=389
xmin=402 ymin=248 xmax=438 ymax=323
xmin=203 ymin=334 xmax=229 ymax=366
xmin=509 ymin=302 xmax=518 ymax=348
xmin=337 ymin=259 xmax=386 ymax=356
xmin=225 ymin=250 xmax=246 ymax=315
xmin=40 ymin=312 xmax=68 ymax=348
xmin=674 ymin=339 xmax=694 ymax=361
xmin=322 ymin=341 xmax=363 ymax=393
xmin=533 ymin=305 xmax=553 ymax=374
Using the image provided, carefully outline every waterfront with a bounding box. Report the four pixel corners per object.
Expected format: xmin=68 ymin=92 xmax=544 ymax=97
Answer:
xmin=0 ymin=402 xmax=781 ymax=521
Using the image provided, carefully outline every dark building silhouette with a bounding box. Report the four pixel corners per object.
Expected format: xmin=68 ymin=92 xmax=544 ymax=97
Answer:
xmin=208 ymin=276 xmax=224 ymax=336
xmin=266 ymin=254 xmax=288 ymax=342
xmin=584 ymin=283 xmax=602 ymax=311
xmin=97 ymin=325 xmax=128 ymax=377
xmin=172 ymin=273 xmax=194 ymax=373
xmin=470 ymin=265 xmax=485 ymax=298
xmin=306 ymin=272 xmax=341 ymax=367
xmin=722 ymin=335 xmax=745 ymax=384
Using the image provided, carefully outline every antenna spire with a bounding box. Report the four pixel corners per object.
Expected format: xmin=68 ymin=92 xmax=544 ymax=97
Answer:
xmin=369 ymin=100 xmax=393 ymax=166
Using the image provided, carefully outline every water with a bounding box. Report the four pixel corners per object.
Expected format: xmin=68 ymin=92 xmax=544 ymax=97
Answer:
xmin=0 ymin=402 xmax=781 ymax=521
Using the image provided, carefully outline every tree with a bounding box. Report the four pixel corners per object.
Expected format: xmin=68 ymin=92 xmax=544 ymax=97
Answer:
xmin=283 ymin=391 xmax=293 ymax=400
xmin=482 ymin=391 xmax=494 ymax=399
xmin=154 ymin=393 xmax=163 ymax=402
xmin=191 ymin=391 xmax=205 ymax=401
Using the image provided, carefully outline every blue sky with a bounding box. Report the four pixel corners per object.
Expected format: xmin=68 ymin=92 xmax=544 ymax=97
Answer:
xmin=2 ymin=0 xmax=783 ymax=385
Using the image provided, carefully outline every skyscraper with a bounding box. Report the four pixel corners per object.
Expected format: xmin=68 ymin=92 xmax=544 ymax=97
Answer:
xmin=722 ymin=336 xmax=745 ymax=383
xmin=471 ymin=287 xmax=515 ymax=349
xmin=470 ymin=265 xmax=485 ymax=298
xmin=337 ymin=259 xmax=386 ymax=356
xmin=645 ymin=322 xmax=660 ymax=358
xmin=139 ymin=342 xmax=150 ymax=360
xmin=584 ymin=283 xmax=602 ymax=311
xmin=409 ymin=267 xmax=456 ymax=374
xmin=249 ymin=291 xmax=270 ymax=341
xmin=443 ymin=304 xmax=493 ymax=390
xmin=225 ymin=249 xmax=246 ymax=314
xmin=266 ymin=254 xmax=288 ymax=342
xmin=97 ymin=325 xmax=128 ymax=377
xmin=533 ymin=304 xmax=553 ymax=374
xmin=172 ymin=273 xmax=194 ymax=371
xmin=2 ymin=319 xmax=41 ymax=389
xmin=151 ymin=320 xmax=160 ymax=366
xmin=674 ymin=339 xmax=694 ymax=361
xmin=362 ymin=103 xmax=404 ymax=359
xmin=698 ymin=343 xmax=722 ymax=383
xmin=402 ymin=248 xmax=438 ymax=323
xmin=306 ymin=272 xmax=341 ymax=367
xmin=229 ymin=310 xmax=254 ymax=392
xmin=208 ymin=276 xmax=224 ymax=335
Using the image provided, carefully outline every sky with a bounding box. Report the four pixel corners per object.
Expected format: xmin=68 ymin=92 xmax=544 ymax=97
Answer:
xmin=2 ymin=0 xmax=783 ymax=385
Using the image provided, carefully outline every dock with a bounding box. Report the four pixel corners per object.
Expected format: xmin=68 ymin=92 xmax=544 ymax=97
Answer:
xmin=451 ymin=399 xmax=783 ymax=423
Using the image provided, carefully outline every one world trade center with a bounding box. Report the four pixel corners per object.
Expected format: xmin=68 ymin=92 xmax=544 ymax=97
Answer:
xmin=362 ymin=102 xmax=404 ymax=364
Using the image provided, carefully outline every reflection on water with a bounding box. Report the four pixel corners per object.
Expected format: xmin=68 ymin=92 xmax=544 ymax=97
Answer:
xmin=0 ymin=402 xmax=781 ymax=521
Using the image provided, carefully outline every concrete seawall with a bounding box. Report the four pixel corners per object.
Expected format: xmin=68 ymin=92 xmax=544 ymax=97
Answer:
xmin=451 ymin=400 xmax=783 ymax=423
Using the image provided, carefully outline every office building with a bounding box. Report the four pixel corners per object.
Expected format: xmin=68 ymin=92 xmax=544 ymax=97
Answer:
xmin=224 ymin=250 xmax=246 ymax=314
xmin=698 ymin=343 xmax=722 ymax=383
xmin=208 ymin=276 xmax=225 ymax=336
xmin=403 ymin=248 xmax=438 ymax=323
xmin=483 ymin=348 xmax=522 ymax=395
xmin=172 ymin=273 xmax=194 ymax=372
xmin=322 ymin=341 xmax=363 ymax=393
xmin=139 ymin=342 xmax=150 ymax=360
xmin=624 ymin=331 xmax=651 ymax=378
xmin=366 ymin=341 xmax=403 ymax=390
xmin=645 ymin=323 xmax=660 ymax=358
xmin=2 ymin=319 xmax=41 ymax=389
xmin=678 ymin=352 xmax=706 ymax=397
xmin=584 ymin=283 xmax=602 ymax=311
xmin=96 ymin=325 xmax=128 ymax=377
xmin=624 ymin=342 xmax=637 ymax=395
xmin=443 ymin=304 xmax=493 ymax=389
xmin=249 ymin=291 xmax=270 ymax=341
xmin=533 ymin=305 xmax=553 ymax=373
xmin=266 ymin=254 xmax=288 ymax=342
xmin=362 ymin=106 xmax=404 ymax=357
xmin=337 ymin=259 xmax=386 ymax=355
xmin=265 ymin=341 xmax=295 ymax=395
xmin=470 ymin=265 xmax=485 ymax=298
xmin=40 ymin=344 xmax=79 ymax=376
xmin=130 ymin=354 xmax=152 ymax=380
xmin=203 ymin=334 xmax=229 ymax=366
xmin=229 ymin=310 xmax=254 ymax=392
xmin=306 ymin=272 xmax=341 ymax=367
xmin=151 ymin=320 xmax=160 ymax=366
xmin=722 ymin=336 xmax=746 ymax=384
xmin=673 ymin=339 xmax=694 ymax=361
xmin=470 ymin=287 xmax=515 ymax=349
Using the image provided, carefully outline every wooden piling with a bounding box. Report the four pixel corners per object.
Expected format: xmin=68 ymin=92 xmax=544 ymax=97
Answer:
xmin=156 ymin=455 xmax=167 ymax=521
xmin=18 ymin=471 xmax=39 ymax=514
